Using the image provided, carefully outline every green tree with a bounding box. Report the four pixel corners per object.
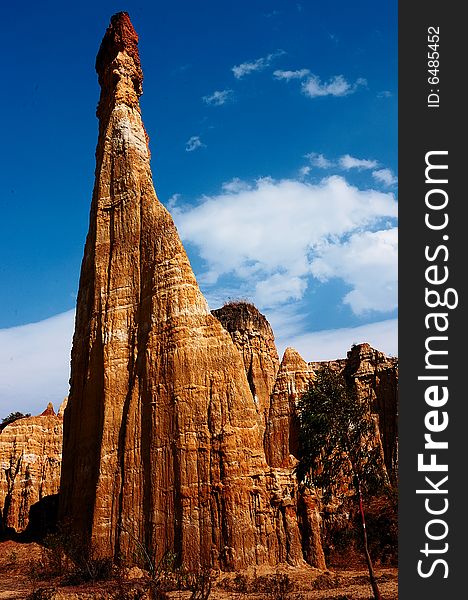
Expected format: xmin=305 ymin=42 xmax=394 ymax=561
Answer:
xmin=1 ymin=411 xmax=30 ymax=428
xmin=296 ymin=367 xmax=389 ymax=600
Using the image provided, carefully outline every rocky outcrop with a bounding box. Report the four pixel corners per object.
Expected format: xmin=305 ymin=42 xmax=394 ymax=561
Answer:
xmin=267 ymin=468 xmax=325 ymax=568
xmin=57 ymin=398 xmax=68 ymax=418
xmin=212 ymin=302 xmax=280 ymax=430
xmin=0 ymin=404 xmax=63 ymax=533
xmin=343 ymin=344 xmax=398 ymax=476
xmin=277 ymin=343 xmax=398 ymax=478
xmin=59 ymin=12 xmax=321 ymax=572
xmin=309 ymin=358 xmax=347 ymax=373
xmin=264 ymin=348 xmax=315 ymax=468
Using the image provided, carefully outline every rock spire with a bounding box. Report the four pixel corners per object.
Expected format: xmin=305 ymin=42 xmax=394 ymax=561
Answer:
xmin=59 ymin=12 xmax=317 ymax=571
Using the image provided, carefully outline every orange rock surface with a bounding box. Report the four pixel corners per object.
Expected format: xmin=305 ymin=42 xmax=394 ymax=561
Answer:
xmin=0 ymin=404 xmax=63 ymax=532
xmin=344 ymin=343 xmax=398 ymax=476
xmin=212 ymin=302 xmax=280 ymax=431
xmin=265 ymin=348 xmax=315 ymax=468
xmin=59 ymin=12 xmax=322 ymax=572
xmin=311 ymin=343 xmax=398 ymax=477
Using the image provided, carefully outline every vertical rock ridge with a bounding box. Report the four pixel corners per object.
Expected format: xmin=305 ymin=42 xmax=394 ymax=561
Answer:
xmin=212 ymin=302 xmax=280 ymax=430
xmin=0 ymin=407 xmax=63 ymax=533
xmin=59 ymin=12 xmax=317 ymax=571
xmin=265 ymin=347 xmax=315 ymax=468
xmin=343 ymin=343 xmax=398 ymax=476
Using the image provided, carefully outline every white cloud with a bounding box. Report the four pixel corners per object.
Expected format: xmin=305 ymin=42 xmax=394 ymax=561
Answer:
xmin=172 ymin=175 xmax=397 ymax=312
xmin=275 ymin=318 xmax=397 ymax=362
xmin=305 ymin=152 xmax=334 ymax=169
xmin=166 ymin=193 xmax=180 ymax=210
xmin=301 ymin=75 xmax=366 ymax=98
xmin=273 ymin=68 xmax=310 ymax=80
xmin=255 ymin=274 xmax=307 ymax=306
xmin=232 ymin=50 xmax=285 ymax=79
xmin=0 ymin=310 xmax=74 ymax=418
xmin=262 ymin=303 xmax=308 ymax=342
xmin=202 ymin=89 xmax=233 ymax=106
xmin=185 ymin=136 xmax=205 ymax=152
xmin=273 ymin=68 xmax=367 ymax=100
xmin=377 ymin=90 xmax=393 ymax=98
xmin=311 ymin=228 xmax=398 ymax=314
xmin=299 ymin=165 xmax=311 ymax=178
xmin=372 ymin=168 xmax=398 ymax=187
xmin=339 ymin=154 xmax=378 ymax=170
xmin=221 ymin=178 xmax=252 ymax=193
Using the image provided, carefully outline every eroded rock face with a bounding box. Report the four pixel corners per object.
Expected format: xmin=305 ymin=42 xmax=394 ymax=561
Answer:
xmin=264 ymin=348 xmax=315 ymax=468
xmin=267 ymin=468 xmax=324 ymax=568
xmin=57 ymin=398 xmax=68 ymax=418
xmin=59 ymin=12 xmax=319 ymax=572
xmin=212 ymin=302 xmax=280 ymax=430
xmin=343 ymin=343 xmax=398 ymax=476
xmin=0 ymin=404 xmax=63 ymax=532
xmin=278 ymin=343 xmax=398 ymax=478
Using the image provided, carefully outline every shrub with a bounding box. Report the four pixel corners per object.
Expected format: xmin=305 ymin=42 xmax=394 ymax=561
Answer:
xmin=27 ymin=528 xmax=114 ymax=585
xmin=1 ymin=412 xmax=31 ymax=430
xmin=249 ymin=572 xmax=294 ymax=600
xmin=187 ymin=568 xmax=213 ymax=599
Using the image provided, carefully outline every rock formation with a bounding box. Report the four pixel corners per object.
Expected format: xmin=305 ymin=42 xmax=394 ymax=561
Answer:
xmin=343 ymin=343 xmax=398 ymax=476
xmin=0 ymin=403 xmax=64 ymax=533
xmin=264 ymin=347 xmax=315 ymax=468
xmin=59 ymin=12 xmax=322 ymax=572
xmin=212 ymin=302 xmax=280 ymax=431
xmin=280 ymin=343 xmax=398 ymax=479
xmin=57 ymin=398 xmax=68 ymax=418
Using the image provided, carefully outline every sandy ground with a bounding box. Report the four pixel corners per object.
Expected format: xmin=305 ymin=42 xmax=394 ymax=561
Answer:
xmin=0 ymin=540 xmax=43 ymax=599
xmin=0 ymin=540 xmax=397 ymax=599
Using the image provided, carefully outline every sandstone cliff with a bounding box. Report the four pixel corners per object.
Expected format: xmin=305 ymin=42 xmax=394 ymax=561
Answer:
xmin=0 ymin=403 xmax=63 ymax=533
xmin=264 ymin=348 xmax=315 ymax=468
xmin=343 ymin=343 xmax=398 ymax=476
xmin=59 ymin=12 xmax=321 ymax=572
xmin=212 ymin=302 xmax=280 ymax=431
xmin=269 ymin=342 xmax=398 ymax=479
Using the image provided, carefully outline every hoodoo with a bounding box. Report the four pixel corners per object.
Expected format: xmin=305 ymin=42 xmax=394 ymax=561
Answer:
xmin=0 ymin=405 xmax=64 ymax=534
xmin=59 ymin=13 xmax=318 ymax=571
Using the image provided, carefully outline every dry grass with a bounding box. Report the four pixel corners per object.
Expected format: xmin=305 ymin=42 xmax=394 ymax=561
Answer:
xmin=0 ymin=540 xmax=398 ymax=600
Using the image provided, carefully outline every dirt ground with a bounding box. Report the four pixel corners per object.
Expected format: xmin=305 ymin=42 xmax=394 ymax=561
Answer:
xmin=0 ymin=540 xmax=398 ymax=599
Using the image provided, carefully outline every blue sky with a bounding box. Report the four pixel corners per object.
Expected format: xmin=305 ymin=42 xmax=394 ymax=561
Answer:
xmin=0 ymin=0 xmax=397 ymax=416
